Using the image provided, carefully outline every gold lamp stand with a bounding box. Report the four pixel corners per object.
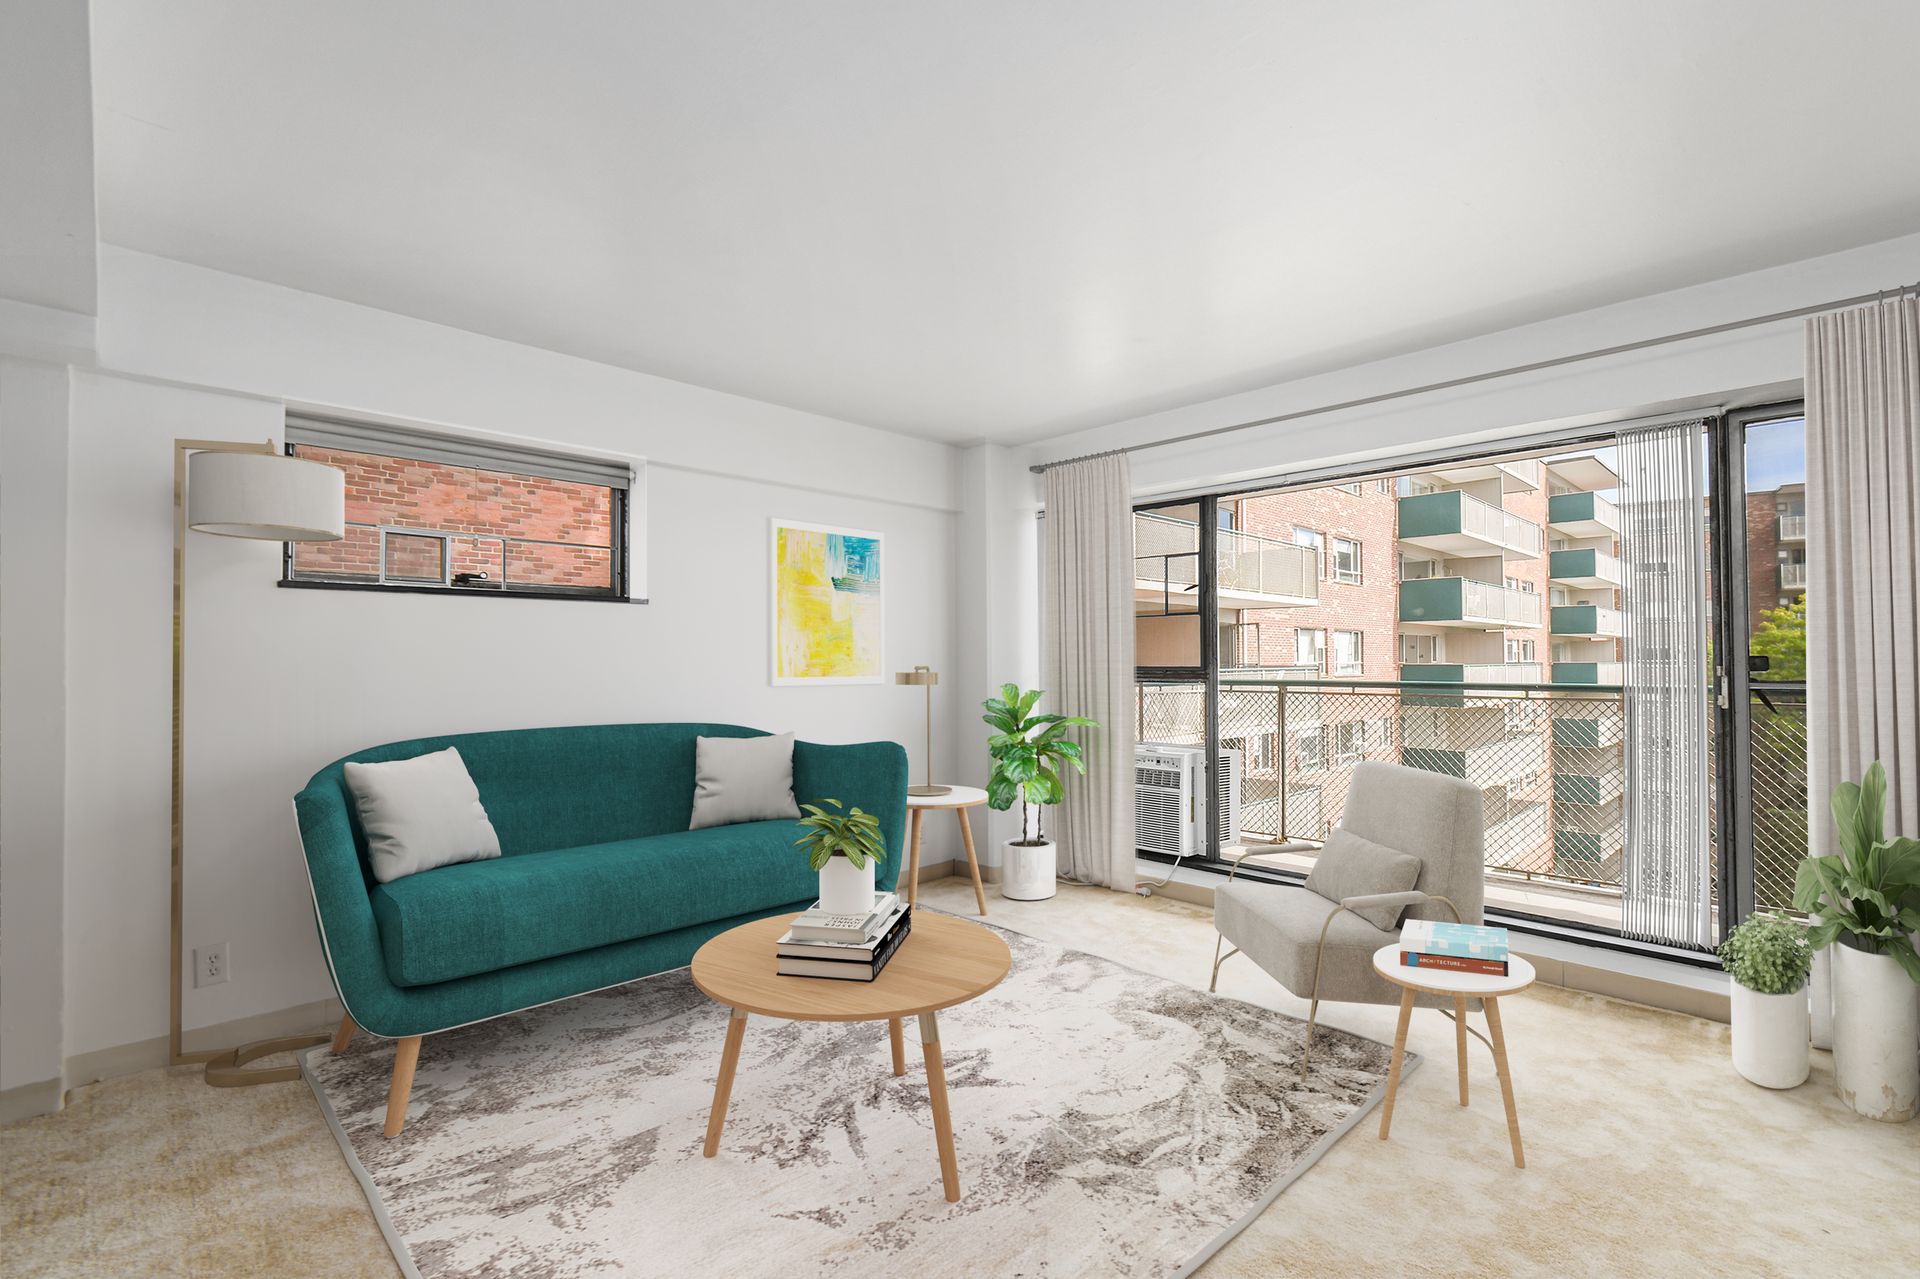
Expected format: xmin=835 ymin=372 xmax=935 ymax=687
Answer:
xmin=895 ymin=666 xmax=950 ymax=797
xmin=174 ymin=439 xmax=345 ymax=1085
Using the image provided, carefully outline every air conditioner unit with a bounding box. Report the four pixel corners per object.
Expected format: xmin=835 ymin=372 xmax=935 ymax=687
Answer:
xmin=1135 ymin=743 xmax=1243 ymax=855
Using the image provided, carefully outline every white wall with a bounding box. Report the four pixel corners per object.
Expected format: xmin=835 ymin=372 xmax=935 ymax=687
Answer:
xmin=51 ymin=251 xmax=964 ymax=1063
xmin=0 ymin=357 xmax=71 ymax=1093
xmin=0 ymin=0 xmax=96 ymax=319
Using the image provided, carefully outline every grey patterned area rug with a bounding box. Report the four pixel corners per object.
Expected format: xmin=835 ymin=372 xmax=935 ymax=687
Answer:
xmin=304 ymin=918 xmax=1411 ymax=1279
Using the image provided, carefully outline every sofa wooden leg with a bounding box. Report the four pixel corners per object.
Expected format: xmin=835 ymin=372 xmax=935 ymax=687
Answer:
xmin=331 ymin=1014 xmax=357 ymax=1054
xmin=383 ymin=1036 xmax=423 ymax=1138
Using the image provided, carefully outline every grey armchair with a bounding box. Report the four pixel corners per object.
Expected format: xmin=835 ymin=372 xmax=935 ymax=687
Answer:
xmin=1210 ymin=761 xmax=1486 ymax=1075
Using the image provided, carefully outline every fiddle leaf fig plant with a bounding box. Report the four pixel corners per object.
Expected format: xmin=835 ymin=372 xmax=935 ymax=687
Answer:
xmin=794 ymin=799 xmax=885 ymax=872
xmin=982 ymin=683 xmax=1097 ymax=845
xmin=1791 ymin=760 xmax=1920 ymax=984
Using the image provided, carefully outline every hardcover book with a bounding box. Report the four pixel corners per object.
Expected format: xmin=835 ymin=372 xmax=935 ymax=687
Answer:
xmin=1399 ymin=918 xmax=1510 ymax=961
xmin=776 ymin=912 xmax=912 ymax=981
xmin=776 ymin=902 xmax=910 ymax=960
xmin=787 ymin=892 xmax=900 ymax=943
xmin=1400 ymin=950 xmax=1510 ymax=976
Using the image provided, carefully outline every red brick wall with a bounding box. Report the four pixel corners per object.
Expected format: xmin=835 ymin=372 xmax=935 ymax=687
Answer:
xmin=289 ymin=445 xmax=613 ymax=589
xmin=1744 ymin=490 xmax=1780 ymax=635
xmin=1226 ymin=481 xmax=1401 ymax=680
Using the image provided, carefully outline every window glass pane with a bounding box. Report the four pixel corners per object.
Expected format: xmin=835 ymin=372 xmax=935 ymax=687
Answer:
xmin=1135 ymin=504 xmax=1202 ymax=668
xmin=384 ymin=532 xmax=445 ymax=583
xmin=288 ymin=442 xmax=618 ymax=596
xmin=1742 ymin=417 xmax=1808 ymax=684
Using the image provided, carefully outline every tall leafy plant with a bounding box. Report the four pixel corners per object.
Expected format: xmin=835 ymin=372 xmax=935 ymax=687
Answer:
xmin=982 ymin=684 xmax=1096 ymax=845
xmin=1791 ymin=760 xmax=1920 ymax=983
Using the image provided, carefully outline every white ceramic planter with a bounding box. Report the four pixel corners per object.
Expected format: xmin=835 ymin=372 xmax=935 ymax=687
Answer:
xmin=1730 ymin=980 xmax=1811 ymax=1089
xmin=1830 ymin=941 xmax=1920 ymax=1122
xmin=817 ymin=854 xmax=876 ymax=915
xmin=1809 ymin=945 xmax=1834 ymax=1050
xmin=1001 ymin=839 xmax=1057 ymax=901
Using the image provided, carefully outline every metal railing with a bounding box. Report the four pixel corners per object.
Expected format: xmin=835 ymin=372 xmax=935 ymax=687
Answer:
xmin=1457 ymin=490 xmax=1545 ymax=556
xmin=1461 ymin=578 xmax=1544 ymax=626
xmin=1777 ymin=514 xmax=1807 ymax=541
xmin=1779 ymin=562 xmax=1808 ymax=590
xmin=1138 ymin=678 xmax=1627 ymax=889
xmin=1134 ymin=511 xmax=1319 ymax=603
xmin=1748 ymin=684 xmax=1808 ymax=913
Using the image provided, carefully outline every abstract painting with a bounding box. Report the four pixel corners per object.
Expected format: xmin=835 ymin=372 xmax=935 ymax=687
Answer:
xmin=771 ymin=519 xmax=883 ymax=684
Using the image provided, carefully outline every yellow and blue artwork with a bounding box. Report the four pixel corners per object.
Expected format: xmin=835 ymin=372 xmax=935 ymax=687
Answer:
xmin=771 ymin=520 xmax=883 ymax=684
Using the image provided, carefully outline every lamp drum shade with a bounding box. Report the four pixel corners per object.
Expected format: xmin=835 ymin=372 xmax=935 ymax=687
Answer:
xmin=188 ymin=450 xmax=345 ymax=541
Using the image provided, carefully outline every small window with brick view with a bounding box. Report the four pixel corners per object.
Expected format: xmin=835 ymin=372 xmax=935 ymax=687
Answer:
xmin=1332 ymin=537 xmax=1362 ymax=584
xmin=283 ymin=416 xmax=635 ymax=600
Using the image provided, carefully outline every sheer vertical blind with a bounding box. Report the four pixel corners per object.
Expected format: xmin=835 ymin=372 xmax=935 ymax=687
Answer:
xmin=1616 ymin=420 xmax=1715 ymax=948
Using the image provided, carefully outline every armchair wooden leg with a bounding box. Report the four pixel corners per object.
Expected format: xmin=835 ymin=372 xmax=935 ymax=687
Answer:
xmin=383 ymin=1036 xmax=423 ymax=1138
xmin=1209 ymin=932 xmax=1225 ymax=993
xmin=1454 ymin=996 xmax=1470 ymax=1106
xmin=331 ymin=1014 xmax=357 ymax=1054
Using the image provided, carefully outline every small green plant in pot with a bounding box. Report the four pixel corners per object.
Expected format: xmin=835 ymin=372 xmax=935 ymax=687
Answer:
xmin=1718 ymin=912 xmax=1812 ymax=1089
xmin=795 ymin=799 xmax=886 ymax=915
xmin=982 ymin=684 xmax=1096 ymax=902
xmin=1790 ymin=760 xmax=1920 ymax=1120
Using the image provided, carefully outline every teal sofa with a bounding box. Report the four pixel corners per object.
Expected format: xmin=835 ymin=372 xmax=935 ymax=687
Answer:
xmin=294 ymin=722 xmax=907 ymax=1134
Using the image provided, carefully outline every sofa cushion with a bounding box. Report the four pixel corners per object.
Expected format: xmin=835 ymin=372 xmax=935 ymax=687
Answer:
xmin=369 ymin=819 xmax=818 ymax=987
xmin=1303 ymin=827 xmax=1422 ymax=930
xmin=343 ymin=747 xmax=502 ymax=884
xmin=689 ymin=732 xmax=802 ymax=829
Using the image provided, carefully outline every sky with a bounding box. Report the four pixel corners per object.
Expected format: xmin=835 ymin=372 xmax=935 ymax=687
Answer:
xmin=1744 ymin=418 xmax=1807 ymax=493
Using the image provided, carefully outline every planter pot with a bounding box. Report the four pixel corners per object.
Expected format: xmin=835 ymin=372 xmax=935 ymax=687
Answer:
xmin=1809 ymin=945 xmax=1834 ymax=1050
xmin=817 ymin=854 xmax=876 ymax=915
xmin=1730 ymin=981 xmax=1811 ymax=1089
xmin=1001 ymin=839 xmax=1057 ymax=901
xmin=1830 ymin=941 xmax=1920 ymax=1122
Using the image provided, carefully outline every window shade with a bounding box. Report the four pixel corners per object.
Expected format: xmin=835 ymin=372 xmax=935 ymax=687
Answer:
xmin=285 ymin=414 xmax=634 ymax=490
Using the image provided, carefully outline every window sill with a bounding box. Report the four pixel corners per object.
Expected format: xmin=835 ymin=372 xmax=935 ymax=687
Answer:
xmin=276 ymin=579 xmax=647 ymax=604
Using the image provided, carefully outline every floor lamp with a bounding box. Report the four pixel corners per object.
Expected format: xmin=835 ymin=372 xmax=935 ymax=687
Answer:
xmin=173 ymin=439 xmax=345 ymax=1086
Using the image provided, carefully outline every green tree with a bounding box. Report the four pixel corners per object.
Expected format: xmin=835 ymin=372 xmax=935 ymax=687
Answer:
xmin=1750 ymin=595 xmax=1806 ymax=681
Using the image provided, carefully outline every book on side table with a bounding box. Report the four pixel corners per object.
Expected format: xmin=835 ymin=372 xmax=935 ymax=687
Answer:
xmin=1399 ymin=919 xmax=1510 ymax=976
xmin=776 ymin=894 xmax=911 ymax=981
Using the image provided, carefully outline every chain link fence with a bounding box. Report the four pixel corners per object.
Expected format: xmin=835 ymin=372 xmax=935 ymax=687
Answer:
xmin=1137 ymin=679 xmax=1628 ymax=890
xmin=1748 ymin=684 xmax=1808 ymax=913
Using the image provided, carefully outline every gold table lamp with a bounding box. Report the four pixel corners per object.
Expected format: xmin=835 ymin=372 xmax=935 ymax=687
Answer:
xmin=895 ymin=666 xmax=950 ymax=796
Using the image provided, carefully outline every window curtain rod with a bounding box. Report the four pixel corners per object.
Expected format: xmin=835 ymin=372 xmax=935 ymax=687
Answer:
xmin=1029 ymin=279 xmax=1920 ymax=475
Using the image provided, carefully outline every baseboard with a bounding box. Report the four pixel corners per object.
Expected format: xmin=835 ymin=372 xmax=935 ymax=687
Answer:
xmin=912 ymin=858 xmax=955 ymax=883
xmin=0 ymin=1077 xmax=65 ymax=1126
xmin=60 ymin=995 xmax=345 ymax=1095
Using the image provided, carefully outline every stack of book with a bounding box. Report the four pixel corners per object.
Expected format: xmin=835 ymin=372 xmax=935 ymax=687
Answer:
xmin=775 ymin=893 xmax=910 ymax=982
xmin=1399 ymin=919 xmax=1511 ymax=976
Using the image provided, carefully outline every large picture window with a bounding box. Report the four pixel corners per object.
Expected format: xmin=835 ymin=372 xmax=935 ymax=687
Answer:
xmin=281 ymin=416 xmax=635 ymax=601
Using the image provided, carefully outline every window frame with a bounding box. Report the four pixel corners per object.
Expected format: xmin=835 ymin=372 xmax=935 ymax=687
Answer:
xmin=277 ymin=423 xmax=640 ymax=604
xmin=1331 ymin=628 xmax=1364 ymax=675
xmin=1294 ymin=626 xmax=1326 ymax=670
xmin=1332 ymin=537 xmax=1363 ymax=584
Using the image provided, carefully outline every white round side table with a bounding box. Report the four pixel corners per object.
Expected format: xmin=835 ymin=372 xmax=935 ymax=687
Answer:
xmin=905 ymin=786 xmax=989 ymax=916
xmin=1370 ymin=943 xmax=1537 ymax=1168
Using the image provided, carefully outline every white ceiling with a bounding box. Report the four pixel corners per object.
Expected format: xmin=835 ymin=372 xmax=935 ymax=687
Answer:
xmin=92 ymin=1 xmax=1920 ymax=445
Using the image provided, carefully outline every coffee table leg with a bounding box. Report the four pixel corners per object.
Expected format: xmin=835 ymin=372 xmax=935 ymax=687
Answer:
xmin=1484 ymin=996 xmax=1525 ymax=1168
xmin=907 ymin=808 xmax=925 ymax=909
xmin=703 ymin=1008 xmax=749 ymax=1158
xmin=918 ymin=1011 xmax=961 ymax=1202
xmin=889 ymin=1017 xmax=906 ymax=1077
xmin=1455 ymin=995 xmax=1470 ymax=1106
xmin=1377 ymin=988 xmax=1415 ymax=1141
xmin=955 ymin=808 xmax=987 ymax=915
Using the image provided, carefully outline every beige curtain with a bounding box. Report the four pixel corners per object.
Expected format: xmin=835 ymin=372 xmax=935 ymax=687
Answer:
xmin=1043 ymin=454 xmax=1137 ymax=889
xmin=1805 ymin=295 xmax=1919 ymax=845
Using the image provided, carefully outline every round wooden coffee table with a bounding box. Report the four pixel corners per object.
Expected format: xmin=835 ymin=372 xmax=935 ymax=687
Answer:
xmin=690 ymin=911 xmax=1011 ymax=1202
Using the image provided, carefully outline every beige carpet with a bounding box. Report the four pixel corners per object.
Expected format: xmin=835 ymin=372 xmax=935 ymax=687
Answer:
xmin=5 ymin=879 xmax=1917 ymax=1278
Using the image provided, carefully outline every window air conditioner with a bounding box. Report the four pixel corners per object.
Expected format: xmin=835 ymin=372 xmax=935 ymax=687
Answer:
xmin=1135 ymin=744 xmax=1244 ymax=856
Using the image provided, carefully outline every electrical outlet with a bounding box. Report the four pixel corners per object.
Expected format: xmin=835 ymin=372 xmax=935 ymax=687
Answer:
xmin=195 ymin=942 xmax=229 ymax=988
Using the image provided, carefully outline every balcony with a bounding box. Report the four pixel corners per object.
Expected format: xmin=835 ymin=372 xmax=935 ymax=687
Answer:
xmin=1555 ymin=769 xmax=1625 ymax=806
xmin=1552 ymin=711 xmax=1623 ymax=749
xmin=1397 ymin=491 xmax=1543 ymax=559
xmin=1402 ymin=662 xmax=1544 ymax=684
xmin=1405 ymin=731 xmax=1547 ymax=788
xmin=1777 ymin=514 xmax=1807 ymax=541
xmin=1416 ymin=457 xmax=1543 ymax=493
xmin=1546 ymin=490 xmax=1621 ymax=538
xmin=1548 ymin=547 xmax=1624 ymax=589
xmin=1779 ymin=562 xmax=1807 ymax=591
xmin=1399 ymin=577 xmax=1543 ymax=629
xmin=1553 ymin=661 xmax=1624 ymax=685
xmin=1551 ymin=604 xmax=1625 ymax=638
xmin=1134 ymin=512 xmax=1320 ymax=611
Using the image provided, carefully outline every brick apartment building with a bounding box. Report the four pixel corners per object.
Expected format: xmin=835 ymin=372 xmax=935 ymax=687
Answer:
xmin=1744 ymin=482 xmax=1806 ymax=634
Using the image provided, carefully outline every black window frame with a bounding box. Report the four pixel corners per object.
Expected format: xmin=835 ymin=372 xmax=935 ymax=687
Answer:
xmin=277 ymin=424 xmax=639 ymax=605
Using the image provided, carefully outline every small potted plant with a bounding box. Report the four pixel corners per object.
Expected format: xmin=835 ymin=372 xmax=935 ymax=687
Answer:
xmin=795 ymin=799 xmax=886 ymax=915
xmin=1718 ymin=911 xmax=1813 ymax=1089
xmin=982 ymin=683 xmax=1096 ymax=902
xmin=1791 ymin=760 xmax=1920 ymax=1121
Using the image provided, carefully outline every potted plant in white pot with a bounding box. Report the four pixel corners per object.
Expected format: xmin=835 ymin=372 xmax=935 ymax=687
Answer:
xmin=982 ymin=684 xmax=1096 ymax=902
xmin=1791 ymin=760 xmax=1920 ymax=1122
xmin=1718 ymin=912 xmax=1813 ymax=1089
xmin=795 ymin=799 xmax=886 ymax=915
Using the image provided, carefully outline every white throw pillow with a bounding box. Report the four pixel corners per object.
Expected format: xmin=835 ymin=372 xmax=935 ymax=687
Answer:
xmin=344 ymin=747 xmax=503 ymax=884
xmin=689 ymin=733 xmax=802 ymax=830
